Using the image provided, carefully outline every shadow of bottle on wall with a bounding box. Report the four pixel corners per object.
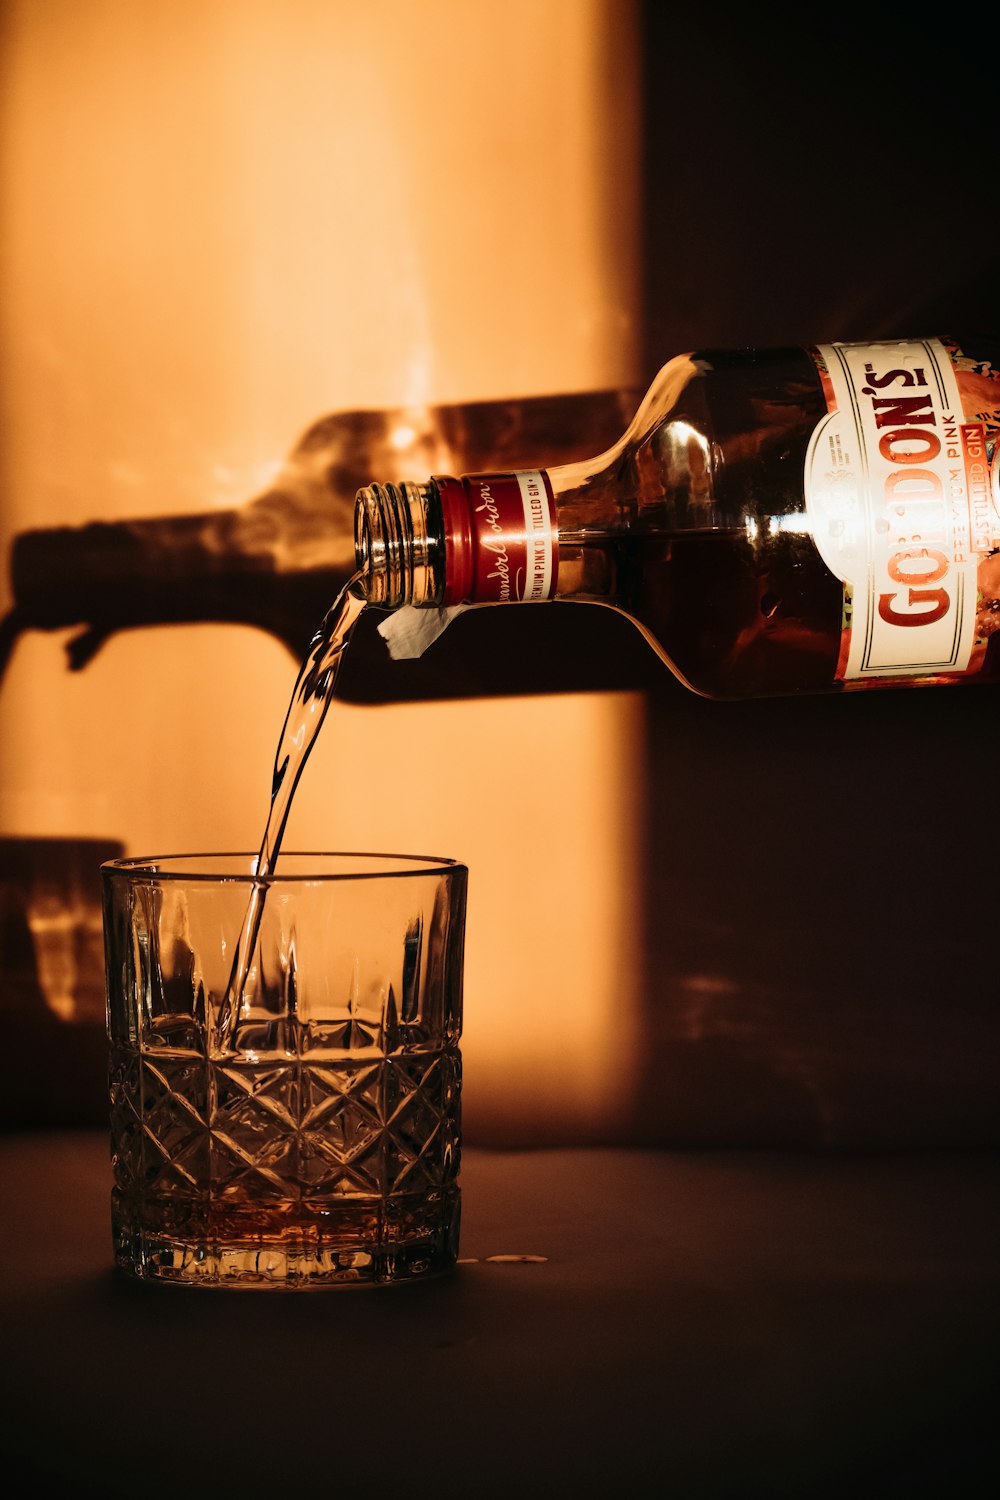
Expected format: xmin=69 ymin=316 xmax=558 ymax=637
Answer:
xmin=2 ymin=389 xmax=642 ymax=697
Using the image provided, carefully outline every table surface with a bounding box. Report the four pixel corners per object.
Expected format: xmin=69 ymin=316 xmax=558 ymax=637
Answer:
xmin=1 ymin=1130 xmax=997 ymax=1499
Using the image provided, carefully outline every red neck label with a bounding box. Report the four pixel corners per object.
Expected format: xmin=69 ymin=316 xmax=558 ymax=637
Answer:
xmin=436 ymin=470 xmax=558 ymax=605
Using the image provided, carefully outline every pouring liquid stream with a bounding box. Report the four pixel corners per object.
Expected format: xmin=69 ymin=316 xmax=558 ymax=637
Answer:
xmin=217 ymin=575 xmax=367 ymax=1043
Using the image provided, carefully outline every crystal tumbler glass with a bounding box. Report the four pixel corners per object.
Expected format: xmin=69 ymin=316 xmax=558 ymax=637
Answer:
xmin=103 ymin=852 xmax=467 ymax=1288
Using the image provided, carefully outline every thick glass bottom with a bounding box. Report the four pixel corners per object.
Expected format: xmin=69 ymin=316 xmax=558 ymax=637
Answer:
xmin=112 ymin=1187 xmax=460 ymax=1289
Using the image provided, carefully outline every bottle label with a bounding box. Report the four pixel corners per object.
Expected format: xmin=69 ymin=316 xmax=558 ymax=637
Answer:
xmin=437 ymin=470 xmax=558 ymax=605
xmin=805 ymin=337 xmax=1000 ymax=681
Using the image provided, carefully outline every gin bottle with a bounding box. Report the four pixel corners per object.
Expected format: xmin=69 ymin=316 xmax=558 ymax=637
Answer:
xmin=354 ymin=337 xmax=1000 ymax=697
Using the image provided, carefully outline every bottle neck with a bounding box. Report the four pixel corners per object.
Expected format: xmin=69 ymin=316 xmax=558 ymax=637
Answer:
xmin=354 ymin=479 xmax=446 ymax=607
xmin=355 ymin=469 xmax=563 ymax=608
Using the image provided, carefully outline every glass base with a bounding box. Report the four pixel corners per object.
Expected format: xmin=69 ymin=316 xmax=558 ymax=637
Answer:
xmin=112 ymin=1188 xmax=460 ymax=1289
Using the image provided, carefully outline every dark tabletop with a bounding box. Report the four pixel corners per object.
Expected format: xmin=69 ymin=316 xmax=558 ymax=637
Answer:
xmin=0 ymin=1131 xmax=997 ymax=1499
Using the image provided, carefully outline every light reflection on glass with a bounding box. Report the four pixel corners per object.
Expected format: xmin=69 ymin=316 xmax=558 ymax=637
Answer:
xmin=768 ymin=514 xmax=814 ymax=536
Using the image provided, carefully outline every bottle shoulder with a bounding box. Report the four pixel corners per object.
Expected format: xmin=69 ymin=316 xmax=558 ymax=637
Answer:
xmin=550 ymin=345 xmax=825 ymax=537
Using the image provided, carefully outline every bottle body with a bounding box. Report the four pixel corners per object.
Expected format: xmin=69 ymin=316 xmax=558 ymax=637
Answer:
xmin=356 ymin=338 xmax=1000 ymax=698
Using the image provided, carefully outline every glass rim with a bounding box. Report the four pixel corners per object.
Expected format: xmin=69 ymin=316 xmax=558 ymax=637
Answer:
xmin=100 ymin=850 xmax=467 ymax=884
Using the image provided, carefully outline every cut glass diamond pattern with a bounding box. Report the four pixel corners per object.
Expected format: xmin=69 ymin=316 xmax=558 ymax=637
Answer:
xmin=112 ymin=1042 xmax=460 ymax=1208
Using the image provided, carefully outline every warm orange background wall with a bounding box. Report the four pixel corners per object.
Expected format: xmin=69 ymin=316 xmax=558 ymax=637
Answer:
xmin=0 ymin=0 xmax=644 ymax=1140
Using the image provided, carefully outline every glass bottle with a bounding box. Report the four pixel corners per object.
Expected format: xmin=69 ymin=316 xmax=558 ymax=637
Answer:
xmin=354 ymin=337 xmax=1000 ymax=698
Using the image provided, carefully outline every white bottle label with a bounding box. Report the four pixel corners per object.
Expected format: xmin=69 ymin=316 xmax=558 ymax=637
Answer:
xmin=805 ymin=337 xmax=998 ymax=681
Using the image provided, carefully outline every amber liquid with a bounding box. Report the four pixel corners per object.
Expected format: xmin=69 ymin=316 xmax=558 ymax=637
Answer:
xmin=111 ymin=1044 xmax=461 ymax=1287
xmin=602 ymin=527 xmax=846 ymax=699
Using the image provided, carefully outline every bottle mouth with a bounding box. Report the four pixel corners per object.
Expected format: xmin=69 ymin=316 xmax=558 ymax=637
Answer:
xmin=354 ymin=480 xmax=439 ymax=607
